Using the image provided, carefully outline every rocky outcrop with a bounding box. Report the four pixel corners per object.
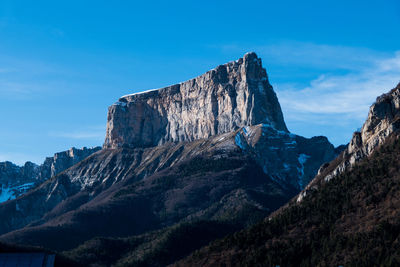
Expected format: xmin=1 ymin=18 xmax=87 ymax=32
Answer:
xmin=0 ymin=147 xmax=101 ymax=203
xmin=39 ymin=147 xmax=102 ymax=179
xmin=0 ymin=161 xmax=39 ymax=202
xmin=102 ymin=49 xmax=337 ymax=188
xmin=324 ymin=83 xmax=400 ymax=182
xmin=297 ymin=82 xmax=400 ymax=202
xmin=0 ymin=162 xmax=38 ymax=186
xmin=104 ymin=52 xmax=288 ymax=149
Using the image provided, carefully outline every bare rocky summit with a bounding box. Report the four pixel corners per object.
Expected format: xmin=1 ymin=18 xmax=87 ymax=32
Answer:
xmin=324 ymin=83 xmax=400 ymax=181
xmin=103 ymin=52 xmax=338 ymax=190
xmin=104 ymin=52 xmax=287 ymax=149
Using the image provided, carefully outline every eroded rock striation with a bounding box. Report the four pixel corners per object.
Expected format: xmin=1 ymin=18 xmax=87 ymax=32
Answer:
xmin=104 ymin=52 xmax=288 ymax=149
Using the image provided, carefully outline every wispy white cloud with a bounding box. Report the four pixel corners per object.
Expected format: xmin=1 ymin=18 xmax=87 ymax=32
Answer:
xmin=277 ymin=51 xmax=400 ymax=120
xmin=214 ymin=41 xmax=400 ymax=119
xmin=212 ymin=41 xmax=400 ymax=144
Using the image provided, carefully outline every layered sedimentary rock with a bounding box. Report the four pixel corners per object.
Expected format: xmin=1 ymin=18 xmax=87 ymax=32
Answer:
xmin=104 ymin=52 xmax=288 ymax=149
xmin=102 ymin=52 xmax=339 ymax=190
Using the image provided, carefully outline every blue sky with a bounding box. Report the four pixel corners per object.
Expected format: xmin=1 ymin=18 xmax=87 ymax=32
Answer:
xmin=0 ymin=0 xmax=399 ymax=165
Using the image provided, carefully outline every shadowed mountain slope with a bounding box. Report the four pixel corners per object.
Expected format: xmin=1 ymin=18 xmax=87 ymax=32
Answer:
xmin=174 ymin=134 xmax=400 ymax=266
xmin=0 ymin=131 xmax=296 ymax=251
xmin=173 ymin=83 xmax=400 ymax=267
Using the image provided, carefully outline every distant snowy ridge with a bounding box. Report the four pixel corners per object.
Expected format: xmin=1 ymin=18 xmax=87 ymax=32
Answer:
xmin=0 ymin=146 xmax=101 ymax=203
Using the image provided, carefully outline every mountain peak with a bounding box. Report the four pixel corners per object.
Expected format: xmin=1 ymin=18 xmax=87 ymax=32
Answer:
xmin=104 ymin=53 xmax=288 ymax=149
xmin=240 ymin=51 xmax=259 ymax=62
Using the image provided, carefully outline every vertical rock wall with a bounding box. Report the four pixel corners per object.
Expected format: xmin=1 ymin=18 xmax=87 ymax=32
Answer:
xmin=104 ymin=52 xmax=288 ymax=148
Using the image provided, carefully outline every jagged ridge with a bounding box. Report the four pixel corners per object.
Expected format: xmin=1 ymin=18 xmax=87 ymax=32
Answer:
xmin=0 ymin=147 xmax=101 ymax=203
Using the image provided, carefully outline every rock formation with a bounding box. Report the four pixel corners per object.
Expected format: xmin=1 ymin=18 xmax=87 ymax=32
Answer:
xmin=0 ymin=161 xmax=39 ymax=202
xmin=104 ymin=52 xmax=288 ymax=149
xmin=173 ymin=112 xmax=400 ymax=267
xmin=0 ymin=147 xmax=101 ymax=203
xmin=0 ymin=53 xmax=341 ymax=264
xmin=102 ymin=52 xmax=339 ymax=190
xmin=235 ymin=124 xmax=336 ymax=189
xmin=323 ymin=83 xmax=400 ymax=182
xmin=40 ymin=146 xmax=102 ymax=179
xmin=297 ymin=82 xmax=400 ymax=202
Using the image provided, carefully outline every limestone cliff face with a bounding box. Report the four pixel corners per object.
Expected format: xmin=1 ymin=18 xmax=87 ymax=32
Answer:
xmin=104 ymin=52 xmax=288 ymax=149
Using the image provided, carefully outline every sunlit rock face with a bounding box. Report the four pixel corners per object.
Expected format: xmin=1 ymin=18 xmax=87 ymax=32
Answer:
xmin=103 ymin=51 xmax=339 ymax=190
xmin=104 ymin=52 xmax=288 ymax=149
